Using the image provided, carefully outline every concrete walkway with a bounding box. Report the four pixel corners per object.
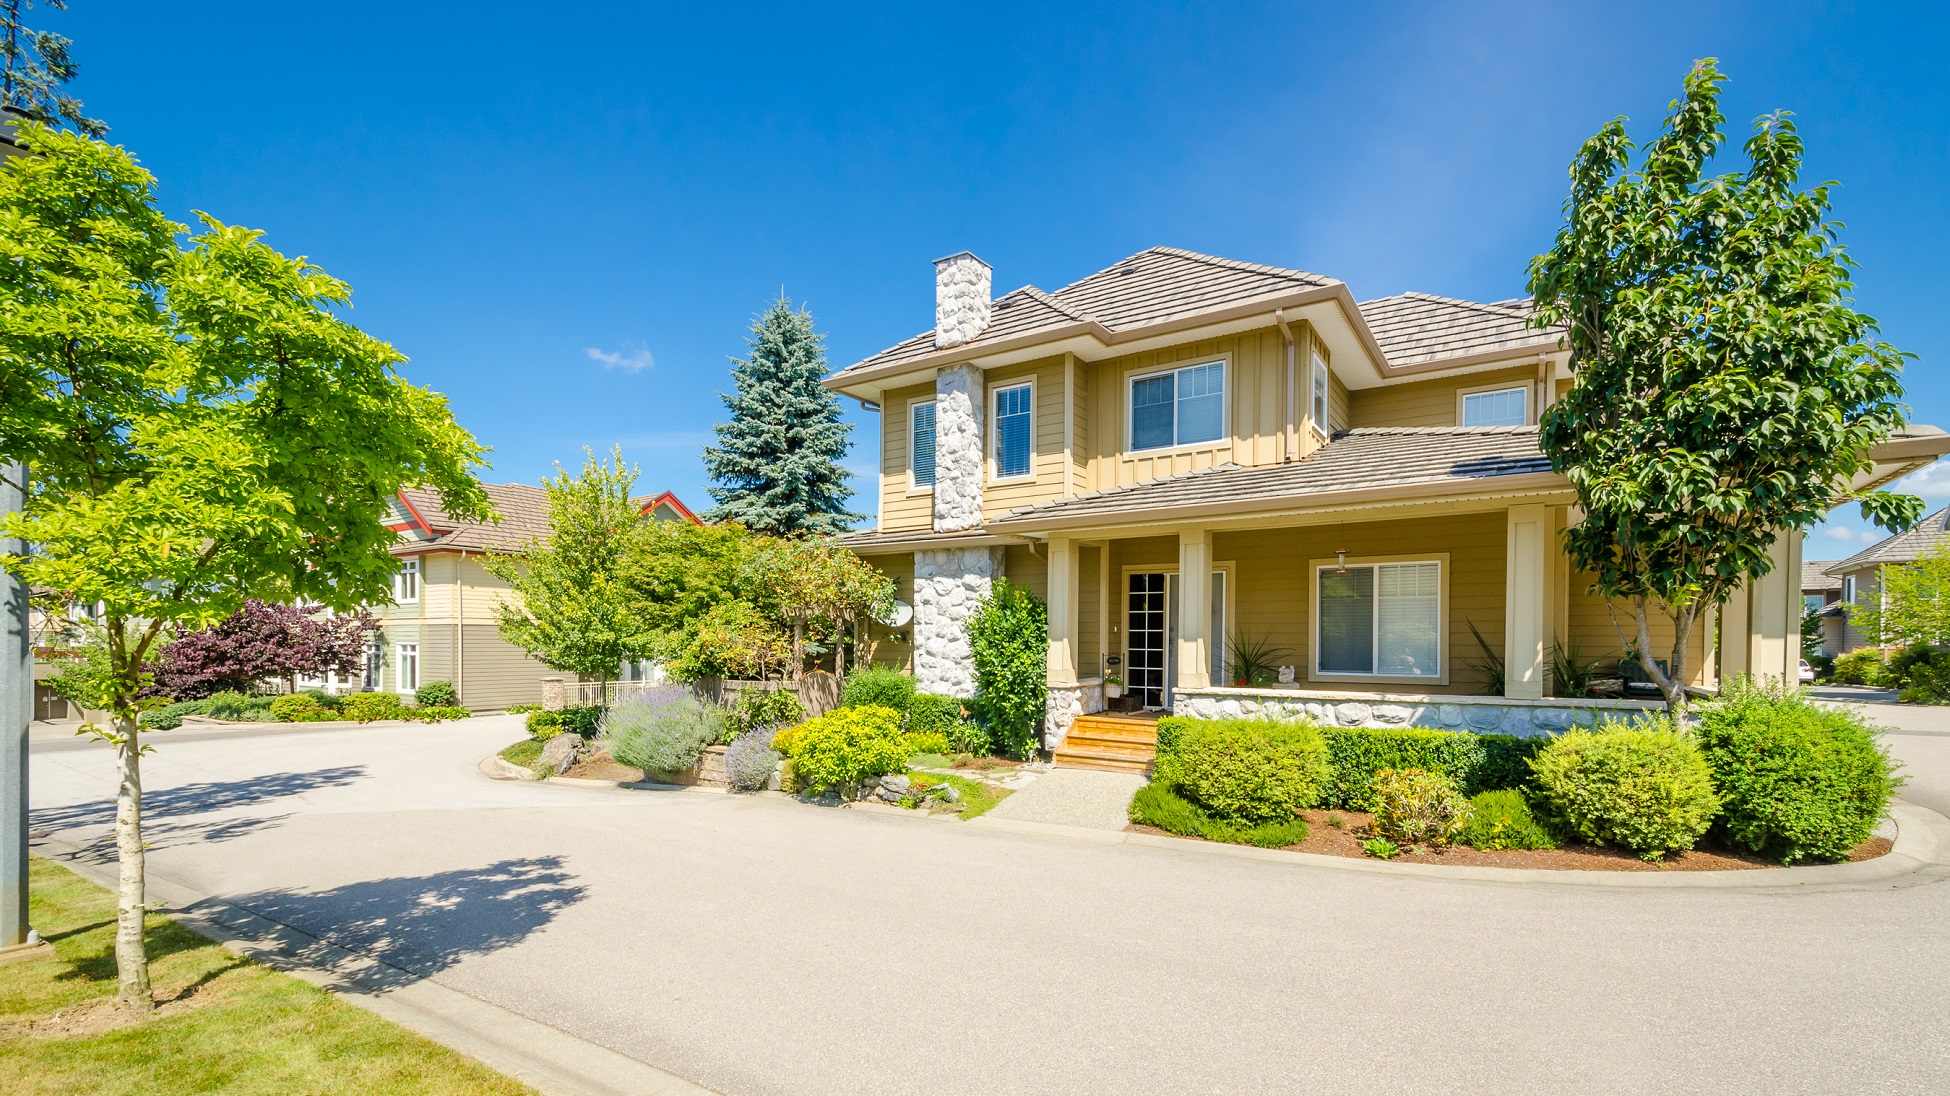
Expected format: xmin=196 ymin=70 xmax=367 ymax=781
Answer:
xmin=981 ymin=767 xmax=1145 ymax=830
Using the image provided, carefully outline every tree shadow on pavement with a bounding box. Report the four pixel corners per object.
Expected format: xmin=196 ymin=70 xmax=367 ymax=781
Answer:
xmin=228 ymin=857 xmax=587 ymax=985
xmin=29 ymin=766 xmax=368 ymax=837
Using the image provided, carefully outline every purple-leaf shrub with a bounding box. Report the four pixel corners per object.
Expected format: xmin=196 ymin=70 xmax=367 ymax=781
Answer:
xmin=149 ymin=600 xmax=377 ymax=699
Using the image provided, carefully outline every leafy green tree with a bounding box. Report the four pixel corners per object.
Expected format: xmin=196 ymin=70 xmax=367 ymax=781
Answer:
xmin=1 ymin=0 xmax=104 ymax=135
xmin=485 ymin=447 xmax=655 ymax=702
xmin=0 ymin=125 xmax=490 ymax=1011
xmin=1848 ymin=547 xmax=1950 ymax=650
xmin=968 ymin=579 xmax=1047 ymax=760
xmin=702 ymin=297 xmax=861 ymax=535
xmin=1529 ymin=59 xmax=1919 ymax=715
xmin=743 ymin=536 xmax=892 ymax=679
xmin=622 ymin=517 xmax=757 ymax=655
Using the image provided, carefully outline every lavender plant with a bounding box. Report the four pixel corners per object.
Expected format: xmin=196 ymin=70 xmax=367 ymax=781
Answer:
xmin=603 ymin=685 xmax=726 ymax=778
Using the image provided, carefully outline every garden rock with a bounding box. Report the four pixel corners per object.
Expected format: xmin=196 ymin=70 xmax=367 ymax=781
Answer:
xmin=880 ymin=774 xmax=913 ymax=797
xmin=932 ymin=784 xmax=962 ymax=805
xmin=539 ymin=734 xmax=585 ymax=775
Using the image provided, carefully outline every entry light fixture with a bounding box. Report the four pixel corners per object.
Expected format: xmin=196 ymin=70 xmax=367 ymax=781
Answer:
xmin=1335 ymin=547 xmax=1348 ymax=574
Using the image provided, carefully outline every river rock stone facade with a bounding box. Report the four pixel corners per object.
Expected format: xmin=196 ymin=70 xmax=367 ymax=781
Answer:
xmin=1170 ymin=688 xmax=1663 ymax=737
xmin=932 ymin=363 xmax=985 ymax=532
xmin=912 ymin=546 xmax=1003 ymax=698
xmin=1042 ymin=680 xmax=1106 ymax=750
xmin=933 ymin=252 xmax=992 ymax=348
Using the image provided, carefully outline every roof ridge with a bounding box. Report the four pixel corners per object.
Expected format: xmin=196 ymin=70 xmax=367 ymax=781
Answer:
xmin=1144 ymin=246 xmax=1338 ymax=286
xmin=1018 ymin=284 xmax=1097 ymax=323
xmin=1830 ymin=504 xmax=1950 ymax=571
xmin=1360 ymin=290 xmax=1539 ymax=320
xmin=1337 ymin=425 xmax=1541 ymax=436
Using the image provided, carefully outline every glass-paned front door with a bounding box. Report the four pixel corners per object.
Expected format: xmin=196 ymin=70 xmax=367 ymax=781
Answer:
xmin=1127 ymin=573 xmax=1167 ymax=708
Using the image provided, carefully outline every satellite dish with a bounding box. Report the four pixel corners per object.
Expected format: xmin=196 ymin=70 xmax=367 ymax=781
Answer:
xmin=879 ymin=600 xmax=913 ymax=628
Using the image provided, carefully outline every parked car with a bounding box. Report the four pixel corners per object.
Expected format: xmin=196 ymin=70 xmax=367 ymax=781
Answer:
xmin=1799 ymin=659 xmax=1817 ymax=684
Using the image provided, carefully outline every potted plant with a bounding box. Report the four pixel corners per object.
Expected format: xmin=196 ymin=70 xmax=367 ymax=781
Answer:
xmin=1104 ymin=673 xmax=1123 ymax=699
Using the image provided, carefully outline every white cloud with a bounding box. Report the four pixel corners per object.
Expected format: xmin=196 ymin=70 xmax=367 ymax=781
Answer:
xmin=1886 ymin=462 xmax=1950 ymax=507
xmin=1821 ymin=524 xmax=1882 ymax=546
xmin=585 ymin=343 xmax=655 ymax=372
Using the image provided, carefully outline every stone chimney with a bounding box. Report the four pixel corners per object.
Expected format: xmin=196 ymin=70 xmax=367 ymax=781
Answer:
xmin=933 ymin=252 xmax=992 ymax=349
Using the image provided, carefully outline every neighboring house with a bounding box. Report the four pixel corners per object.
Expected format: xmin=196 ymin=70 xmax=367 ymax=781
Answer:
xmin=824 ymin=247 xmax=1949 ymax=764
xmin=1801 ymin=557 xmax=1845 ymax=658
xmin=1822 ymin=505 xmax=1950 ymax=654
xmin=361 ymin=483 xmax=699 ymax=710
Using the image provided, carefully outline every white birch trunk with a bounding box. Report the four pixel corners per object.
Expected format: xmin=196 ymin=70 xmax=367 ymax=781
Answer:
xmin=113 ymin=712 xmax=151 ymax=1011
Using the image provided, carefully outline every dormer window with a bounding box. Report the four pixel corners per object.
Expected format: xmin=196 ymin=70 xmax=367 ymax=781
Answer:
xmin=1130 ymin=361 xmax=1225 ymax=452
xmin=910 ymin=399 xmax=937 ymax=489
xmin=1461 ymin=385 xmax=1529 ymax=427
xmin=394 ymin=558 xmax=419 ymax=604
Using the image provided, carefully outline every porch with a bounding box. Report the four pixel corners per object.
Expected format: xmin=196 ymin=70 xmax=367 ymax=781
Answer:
xmin=1037 ymin=502 xmax=1805 ymax=755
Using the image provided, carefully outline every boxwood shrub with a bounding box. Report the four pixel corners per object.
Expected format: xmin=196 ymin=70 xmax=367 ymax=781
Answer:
xmin=1694 ymin=678 xmax=1903 ymax=863
xmin=1529 ymin=720 xmax=1720 ymax=860
xmin=1470 ymin=733 xmax=1547 ymax=794
xmin=1319 ymin=726 xmax=1483 ymax=810
xmin=839 ymin=666 xmax=917 ymax=713
xmin=772 ymin=704 xmax=911 ymax=793
xmin=1153 ymin=716 xmax=1329 ymax=823
xmin=1128 ymin=781 xmax=1309 ymax=848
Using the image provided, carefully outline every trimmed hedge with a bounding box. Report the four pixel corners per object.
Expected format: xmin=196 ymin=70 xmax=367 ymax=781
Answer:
xmin=1529 ymin=721 xmax=1720 ymax=861
xmin=1319 ymin=726 xmax=1482 ymax=811
xmin=1153 ymin=717 xmax=1329 ymax=822
xmin=1694 ymin=678 xmax=1903 ymax=863
xmin=1129 ymin=782 xmax=1309 ymax=848
xmin=1472 ymin=734 xmax=1547 ymax=795
xmin=839 ymin=666 xmax=916 ymax=713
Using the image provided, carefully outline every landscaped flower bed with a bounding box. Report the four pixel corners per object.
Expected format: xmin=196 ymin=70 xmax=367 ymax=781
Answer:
xmin=1130 ymin=678 xmax=1903 ymax=870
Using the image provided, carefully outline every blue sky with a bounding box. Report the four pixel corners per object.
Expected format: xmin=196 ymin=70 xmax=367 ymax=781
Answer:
xmin=60 ymin=1 xmax=1950 ymax=554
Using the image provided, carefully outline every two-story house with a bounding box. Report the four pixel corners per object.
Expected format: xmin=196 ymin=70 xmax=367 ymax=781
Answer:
xmin=825 ymin=248 xmax=1949 ymax=763
xmin=1820 ymin=505 xmax=1950 ymax=655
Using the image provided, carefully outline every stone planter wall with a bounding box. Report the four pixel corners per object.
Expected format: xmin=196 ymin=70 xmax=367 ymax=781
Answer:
xmin=664 ymin=745 xmax=730 ymax=787
xmin=1170 ymin=687 xmax=1667 ymax=738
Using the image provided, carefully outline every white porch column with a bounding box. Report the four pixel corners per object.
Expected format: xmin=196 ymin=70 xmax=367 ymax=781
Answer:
xmin=1504 ymin=504 xmax=1548 ymax=700
xmin=1046 ymin=536 xmax=1079 ymax=686
xmin=1748 ymin=532 xmax=1799 ymax=685
xmin=1721 ymin=582 xmax=1752 ymax=680
xmin=1176 ymin=527 xmax=1212 ymax=692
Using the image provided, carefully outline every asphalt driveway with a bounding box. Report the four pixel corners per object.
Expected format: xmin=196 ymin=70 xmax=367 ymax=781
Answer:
xmin=27 ymin=713 xmax=1950 ymax=1095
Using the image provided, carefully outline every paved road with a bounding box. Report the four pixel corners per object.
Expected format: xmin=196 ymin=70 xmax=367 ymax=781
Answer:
xmin=29 ymin=714 xmax=1950 ymax=1095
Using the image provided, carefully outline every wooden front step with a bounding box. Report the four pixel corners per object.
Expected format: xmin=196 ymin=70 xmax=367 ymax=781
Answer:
xmin=1054 ymin=713 xmax=1161 ymax=774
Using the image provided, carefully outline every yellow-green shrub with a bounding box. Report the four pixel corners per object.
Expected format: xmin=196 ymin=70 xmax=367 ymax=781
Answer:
xmin=341 ymin=692 xmax=406 ymax=723
xmin=1154 ymin=716 xmax=1328 ymax=823
xmin=1529 ymin=721 xmax=1719 ymax=861
xmin=774 ymin=705 xmax=909 ymax=793
xmin=1370 ymin=768 xmax=1471 ymax=846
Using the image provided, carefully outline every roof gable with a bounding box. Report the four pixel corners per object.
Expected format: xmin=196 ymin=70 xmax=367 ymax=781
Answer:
xmin=1828 ymin=506 xmax=1950 ymax=574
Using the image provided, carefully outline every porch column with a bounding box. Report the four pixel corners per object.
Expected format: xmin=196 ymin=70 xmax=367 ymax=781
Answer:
xmin=1748 ymin=532 xmax=1799 ymax=684
xmin=1720 ymin=583 xmax=1752 ymax=680
xmin=1177 ymin=527 xmax=1212 ymax=692
xmin=1046 ymin=536 xmax=1079 ymax=686
xmin=1504 ymin=504 xmax=1548 ymax=700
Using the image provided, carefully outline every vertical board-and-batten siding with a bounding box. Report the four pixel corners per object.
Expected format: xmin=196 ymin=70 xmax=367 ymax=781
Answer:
xmin=878 ymin=380 xmax=937 ymax=534
xmin=982 ymin=356 xmax=1071 ymax=520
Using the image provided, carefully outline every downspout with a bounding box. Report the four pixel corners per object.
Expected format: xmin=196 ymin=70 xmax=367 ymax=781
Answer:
xmin=1275 ymin=308 xmax=1296 ymax=462
xmin=1535 ymin=351 xmax=1550 ymax=422
xmin=454 ymin=550 xmax=464 ymax=705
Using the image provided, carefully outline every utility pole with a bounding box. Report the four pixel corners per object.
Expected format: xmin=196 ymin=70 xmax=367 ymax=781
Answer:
xmin=1 ymin=106 xmax=41 ymax=958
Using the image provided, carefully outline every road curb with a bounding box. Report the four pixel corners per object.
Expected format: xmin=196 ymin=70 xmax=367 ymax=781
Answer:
xmin=31 ymin=835 xmax=716 ymax=1096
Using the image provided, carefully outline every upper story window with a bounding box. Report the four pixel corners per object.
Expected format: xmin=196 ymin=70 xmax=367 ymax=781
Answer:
xmin=1130 ymin=361 xmax=1225 ymax=452
xmin=993 ymin=382 xmax=1033 ymax=479
xmin=910 ymin=399 xmax=937 ymax=489
xmin=1461 ymin=386 xmax=1529 ymax=427
xmin=1842 ymin=575 xmax=1857 ymax=606
xmin=1310 ymin=352 xmax=1329 ymax=434
xmin=394 ymin=558 xmax=420 ymax=604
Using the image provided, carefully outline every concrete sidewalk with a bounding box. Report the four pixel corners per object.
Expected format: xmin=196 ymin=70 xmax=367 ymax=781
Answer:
xmin=982 ymin=767 xmax=1144 ymax=830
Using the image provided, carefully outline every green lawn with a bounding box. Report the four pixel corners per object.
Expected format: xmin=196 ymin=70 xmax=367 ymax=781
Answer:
xmin=0 ymin=858 xmax=534 ymax=1096
xmin=497 ymin=737 xmax=550 ymax=778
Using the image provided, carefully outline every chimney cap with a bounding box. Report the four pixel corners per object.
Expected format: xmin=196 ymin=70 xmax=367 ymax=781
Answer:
xmin=932 ymin=250 xmax=989 ymax=268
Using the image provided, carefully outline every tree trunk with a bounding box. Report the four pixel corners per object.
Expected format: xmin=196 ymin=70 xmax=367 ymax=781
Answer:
xmin=833 ymin=617 xmax=846 ymax=680
xmin=790 ymin=616 xmax=804 ymax=681
xmin=113 ymin=711 xmax=152 ymax=1012
xmin=1632 ymin=597 xmax=1692 ymax=720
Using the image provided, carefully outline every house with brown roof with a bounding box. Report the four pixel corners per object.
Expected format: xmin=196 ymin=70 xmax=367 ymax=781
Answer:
xmin=1821 ymin=505 xmax=1950 ymax=655
xmin=826 ymin=248 xmax=1950 ymax=769
xmin=350 ymin=483 xmax=698 ymax=710
xmin=1801 ymin=557 xmax=1846 ymax=658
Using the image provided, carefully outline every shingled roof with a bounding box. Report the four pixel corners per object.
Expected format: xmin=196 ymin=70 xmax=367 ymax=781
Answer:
xmin=833 ymin=247 xmax=1338 ymax=381
xmin=1357 ymin=292 xmax=1564 ymax=366
xmin=1827 ymin=506 xmax=1950 ymax=575
xmin=1801 ymin=560 xmax=1844 ymax=594
xmin=394 ymin=483 xmax=697 ymax=553
xmin=987 ymin=427 xmax=1558 ymax=530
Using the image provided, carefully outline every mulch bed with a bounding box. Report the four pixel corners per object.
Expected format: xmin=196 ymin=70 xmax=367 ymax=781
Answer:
xmin=560 ymin=750 xmax=645 ymax=783
xmin=1130 ymin=808 xmax=1894 ymax=871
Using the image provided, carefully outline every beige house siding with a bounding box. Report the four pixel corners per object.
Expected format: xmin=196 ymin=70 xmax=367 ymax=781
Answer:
xmin=861 ymin=553 xmax=916 ymax=671
xmin=1082 ymin=328 xmax=1293 ymax=491
xmin=1564 ymin=572 xmax=1712 ymax=687
xmin=1004 ymin=544 xmax=1048 ymax=602
xmin=1070 ymin=356 xmax=1091 ymax=496
xmin=879 ymin=380 xmax=937 ymax=534
xmin=460 ymin=624 xmax=553 ymax=709
xmin=982 ymin=356 xmax=1071 ymax=520
xmin=1838 ymin=565 xmax=1882 ymax=652
xmin=1349 ymin=364 xmax=1538 ymax=429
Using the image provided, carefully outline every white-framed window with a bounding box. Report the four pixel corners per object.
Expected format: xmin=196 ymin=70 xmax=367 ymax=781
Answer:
xmin=1310 ymin=352 xmax=1329 ymax=435
xmin=394 ymin=558 xmax=420 ymax=603
xmin=1461 ymin=385 xmax=1529 ymax=427
xmin=1842 ymin=575 xmax=1856 ymax=606
xmin=395 ymin=643 xmax=419 ymax=694
xmin=1315 ymin=559 xmax=1443 ymax=678
xmin=1803 ymin=594 xmax=1825 ymax=614
xmin=910 ymin=399 xmax=937 ymax=489
xmin=992 ymin=382 xmax=1033 ymax=479
xmin=1130 ymin=360 xmax=1225 ymax=452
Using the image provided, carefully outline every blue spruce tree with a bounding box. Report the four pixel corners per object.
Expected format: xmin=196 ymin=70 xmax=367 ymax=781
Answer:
xmin=703 ymin=296 xmax=862 ymax=535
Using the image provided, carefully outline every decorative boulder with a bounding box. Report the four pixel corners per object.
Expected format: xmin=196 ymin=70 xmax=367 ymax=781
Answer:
xmin=539 ymin=734 xmax=584 ymax=775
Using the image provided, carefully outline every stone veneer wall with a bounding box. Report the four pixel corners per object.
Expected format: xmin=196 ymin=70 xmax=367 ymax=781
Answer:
xmin=931 ymin=363 xmax=984 ymax=533
xmin=912 ymin=546 xmax=1003 ymax=698
xmin=1170 ymin=687 xmax=1666 ymax=738
xmin=933 ymin=253 xmax=993 ymax=348
xmin=1043 ymin=679 xmax=1106 ymax=750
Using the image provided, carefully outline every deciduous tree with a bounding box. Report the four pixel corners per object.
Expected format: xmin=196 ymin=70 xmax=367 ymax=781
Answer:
xmin=1529 ymin=59 xmax=1919 ymax=715
xmin=1848 ymin=547 xmax=1950 ymax=650
xmin=148 ymin=600 xmax=376 ymax=698
xmin=0 ymin=126 xmax=490 ymax=1011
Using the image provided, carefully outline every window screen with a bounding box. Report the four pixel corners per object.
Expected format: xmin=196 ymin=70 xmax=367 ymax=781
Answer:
xmin=1317 ymin=561 xmax=1441 ymax=677
xmin=1129 ymin=362 xmax=1225 ymax=451
xmin=1461 ymin=387 xmax=1528 ymax=427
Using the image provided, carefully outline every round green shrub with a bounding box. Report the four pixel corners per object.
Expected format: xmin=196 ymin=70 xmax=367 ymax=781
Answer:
xmin=603 ymin=686 xmax=726 ymax=778
xmin=839 ymin=666 xmax=916 ymax=713
xmin=1695 ymin=678 xmax=1903 ymax=863
xmin=774 ymin=705 xmax=910 ymax=793
xmin=1529 ymin=721 xmax=1720 ymax=861
xmin=414 ymin=680 xmax=458 ymax=707
xmin=906 ymin=693 xmax=964 ymax=733
xmin=1458 ymin=788 xmax=1559 ymax=851
xmin=526 ymin=710 xmax=564 ymax=740
xmin=1830 ymin=648 xmax=1887 ymax=687
xmin=341 ymin=692 xmax=407 ymax=723
xmin=1153 ymin=717 xmax=1328 ymax=823
xmin=1371 ymin=768 xmax=1471 ymax=847
xmin=1129 ymin=781 xmax=1309 ymax=848
xmin=269 ymin=693 xmax=327 ymax=722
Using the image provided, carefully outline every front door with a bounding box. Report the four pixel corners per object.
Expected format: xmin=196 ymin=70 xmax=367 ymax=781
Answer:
xmin=1127 ymin=573 xmax=1168 ymax=708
